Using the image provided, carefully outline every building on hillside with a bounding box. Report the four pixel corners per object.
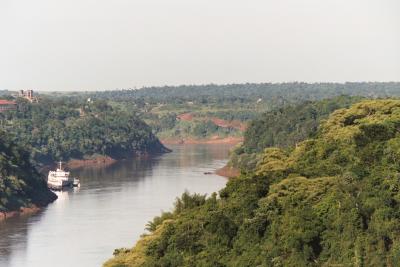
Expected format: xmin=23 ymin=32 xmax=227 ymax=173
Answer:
xmin=0 ymin=99 xmax=17 ymax=112
xmin=18 ymin=89 xmax=37 ymax=102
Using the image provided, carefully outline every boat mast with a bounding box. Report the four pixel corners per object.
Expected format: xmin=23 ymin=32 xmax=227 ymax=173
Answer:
xmin=59 ymin=161 xmax=62 ymax=170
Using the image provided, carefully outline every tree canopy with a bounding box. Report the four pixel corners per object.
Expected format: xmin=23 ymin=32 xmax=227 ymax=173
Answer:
xmin=0 ymin=130 xmax=56 ymax=212
xmin=105 ymin=99 xmax=400 ymax=267
xmin=229 ymin=96 xmax=362 ymax=172
xmin=0 ymin=97 xmax=168 ymax=165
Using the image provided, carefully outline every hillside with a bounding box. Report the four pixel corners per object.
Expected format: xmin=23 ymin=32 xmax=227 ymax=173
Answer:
xmin=34 ymin=82 xmax=400 ymax=145
xmin=0 ymin=97 xmax=169 ymax=166
xmin=105 ymin=99 xmax=400 ymax=266
xmin=136 ymin=97 xmax=259 ymax=143
xmin=87 ymin=82 xmax=400 ymax=144
xmin=228 ymin=96 xmax=363 ymax=173
xmin=88 ymin=82 xmax=400 ymax=104
xmin=152 ymin=112 xmax=245 ymax=144
xmin=0 ymin=131 xmax=57 ymax=216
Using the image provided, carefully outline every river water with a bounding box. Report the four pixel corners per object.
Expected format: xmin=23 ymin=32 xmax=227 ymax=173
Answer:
xmin=0 ymin=144 xmax=232 ymax=267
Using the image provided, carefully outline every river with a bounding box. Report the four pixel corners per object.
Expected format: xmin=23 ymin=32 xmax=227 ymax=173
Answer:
xmin=0 ymin=144 xmax=232 ymax=267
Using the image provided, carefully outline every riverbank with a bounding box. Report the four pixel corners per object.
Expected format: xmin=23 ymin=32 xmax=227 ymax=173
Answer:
xmin=66 ymin=155 xmax=117 ymax=169
xmin=38 ymin=156 xmax=117 ymax=173
xmin=42 ymin=147 xmax=172 ymax=171
xmin=0 ymin=205 xmax=42 ymax=222
xmin=161 ymin=136 xmax=243 ymax=145
xmin=0 ymin=143 xmax=230 ymax=266
xmin=160 ymin=137 xmax=243 ymax=178
xmin=215 ymin=164 xmax=240 ymax=178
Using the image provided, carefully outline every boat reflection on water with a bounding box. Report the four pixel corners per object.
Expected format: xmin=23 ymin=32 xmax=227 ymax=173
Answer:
xmin=51 ymin=186 xmax=81 ymax=207
xmin=52 ymin=189 xmax=71 ymax=205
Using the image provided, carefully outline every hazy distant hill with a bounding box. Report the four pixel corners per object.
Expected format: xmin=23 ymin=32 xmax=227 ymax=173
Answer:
xmin=84 ymin=82 xmax=400 ymax=143
xmin=89 ymin=82 xmax=400 ymax=104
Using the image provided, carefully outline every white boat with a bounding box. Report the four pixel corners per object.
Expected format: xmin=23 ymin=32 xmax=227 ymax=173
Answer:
xmin=47 ymin=162 xmax=79 ymax=190
xmin=73 ymin=178 xmax=80 ymax=187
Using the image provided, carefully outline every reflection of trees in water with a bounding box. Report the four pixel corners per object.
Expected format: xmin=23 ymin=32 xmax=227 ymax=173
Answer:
xmin=0 ymin=213 xmax=43 ymax=265
xmin=71 ymin=154 xmax=163 ymax=186
xmin=71 ymin=145 xmax=232 ymax=185
xmin=0 ymin=144 xmax=232 ymax=265
xmin=166 ymin=144 xmax=234 ymax=169
xmin=0 ymin=158 xmax=162 ymax=265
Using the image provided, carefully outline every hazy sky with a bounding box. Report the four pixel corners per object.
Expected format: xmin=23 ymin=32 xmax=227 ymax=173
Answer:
xmin=1 ymin=0 xmax=399 ymax=91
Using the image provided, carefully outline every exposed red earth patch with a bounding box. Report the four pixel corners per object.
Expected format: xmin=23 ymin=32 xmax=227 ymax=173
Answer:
xmin=177 ymin=113 xmax=194 ymax=121
xmin=0 ymin=205 xmax=41 ymax=221
xmin=176 ymin=113 xmax=247 ymax=131
xmin=215 ymin=165 xmax=240 ymax=178
xmin=210 ymin=117 xmax=247 ymax=131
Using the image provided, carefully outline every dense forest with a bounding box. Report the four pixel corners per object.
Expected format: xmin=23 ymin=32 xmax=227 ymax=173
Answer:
xmin=8 ymin=83 xmax=396 ymax=144
xmin=87 ymin=82 xmax=400 ymax=142
xmin=88 ymin=82 xmax=400 ymax=105
xmin=0 ymin=130 xmax=56 ymax=213
xmin=145 ymin=112 xmax=244 ymax=142
xmin=105 ymin=99 xmax=400 ymax=266
xmin=77 ymin=82 xmax=400 ymax=143
xmin=0 ymin=97 xmax=168 ymax=165
xmin=242 ymin=96 xmax=363 ymax=153
xmin=0 ymin=96 xmax=168 ymax=213
xmin=229 ymin=96 xmax=363 ymax=172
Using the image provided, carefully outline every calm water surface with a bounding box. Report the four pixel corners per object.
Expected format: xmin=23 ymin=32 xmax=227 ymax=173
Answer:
xmin=0 ymin=144 xmax=232 ymax=267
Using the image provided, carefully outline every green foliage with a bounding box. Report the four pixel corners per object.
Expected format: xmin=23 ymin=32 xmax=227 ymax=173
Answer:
xmin=146 ymin=212 xmax=174 ymax=232
xmin=230 ymin=96 xmax=362 ymax=172
xmin=89 ymin=82 xmax=400 ymax=142
xmin=0 ymin=97 xmax=168 ymax=165
xmin=243 ymin=96 xmax=362 ymax=153
xmin=0 ymin=130 xmax=56 ymax=212
xmin=88 ymin=82 xmax=400 ymax=106
xmin=256 ymin=148 xmax=289 ymax=176
xmin=105 ymin=99 xmax=400 ymax=267
xmin=153 ymin=117 xmax=242 ymax=140
xmin=190 ymin=120 xmax=230 ymax=138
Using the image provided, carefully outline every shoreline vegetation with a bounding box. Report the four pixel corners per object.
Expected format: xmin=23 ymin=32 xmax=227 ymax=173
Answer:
xmin=0 ymin=97 xmax=170 ymax=220
xmin=161 ymin=137 xmax=243 ymax=179
xmin=66 ymin=155 xmax=117 ymax=169
xmin=215 ymin=96 xmax=370 ymax=179
xmin=0 ymin=131 xmax=57 ymax=221
xmin=2 ymin=83 xmax=400 ymax=260
xmin=60 ymin=149 xmax=172 ymax=170
xmin=1 ymin=148 xmax=173 ymax=222
xmin=0 ymin=97 xmax=170 ymax=167
xmin=104 ymin=99 xmax=400 ymax=266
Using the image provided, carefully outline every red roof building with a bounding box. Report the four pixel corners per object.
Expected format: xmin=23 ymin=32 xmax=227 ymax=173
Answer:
xmin=0 ymin=99 xmax=17 ymax=112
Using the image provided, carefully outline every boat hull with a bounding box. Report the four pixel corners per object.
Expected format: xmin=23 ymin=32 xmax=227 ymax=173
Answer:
xmin=47 ymin=180 xmax=73 ymax=190
xmin=47 ymin=163 xmax=78 ymax=190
